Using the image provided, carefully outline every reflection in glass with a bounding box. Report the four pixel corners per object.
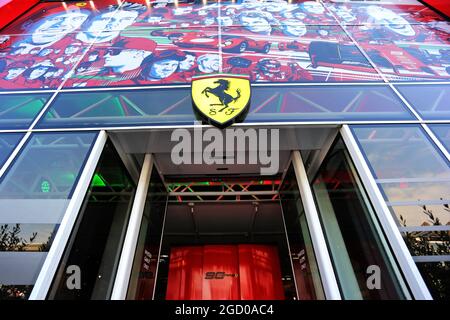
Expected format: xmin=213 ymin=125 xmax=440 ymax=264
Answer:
xmin=0 ymin=94 xmax=51 ymax=129
xmin=127 ymin=166 xmax=167 ymax=300
xmin=416 ymin=262 xmax=450 ymax=300
xmin=247 ymin=85 xmax=413 ymax=122
xmin=37 ymin=85 xmax=415 ymax=129
xmin=430 ymin=124 xmax=450 ymax=152
xmin=37 ymin=89 xmax=194 ymax=128
xmin=351 ymin=125 xmax=450 ymax=299
xmin=48 ymin=140 xmax=136 ymax=300
xmin=0 ymin=133 xmax=24 ymax=169
xmin=312 ymin=138 xmax=406 ymax=299
xmin=0 ymin=132 xmax=98 ymax=300
xmin=396 ymin=85 xmax=450 ymax=120
xmin=279 ymin=164 xmax=324 ymax=300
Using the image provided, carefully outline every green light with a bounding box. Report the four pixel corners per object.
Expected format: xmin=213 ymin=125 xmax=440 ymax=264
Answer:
xmin=41 ymin=180 xmax=51 ymax=193
xmin=91 ymin=174 xmax=107 ymax=187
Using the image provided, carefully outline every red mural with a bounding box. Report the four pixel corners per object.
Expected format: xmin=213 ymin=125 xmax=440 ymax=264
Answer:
xmin=0 ymin=0 xmax=448 ymax=90
xmin=0 ymin=0 xmax=39 ymax=30
xmin=166 ymin=244 xmax=285 ymax=300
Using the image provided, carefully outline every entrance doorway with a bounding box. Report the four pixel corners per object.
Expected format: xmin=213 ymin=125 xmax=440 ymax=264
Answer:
xmin=154 ymin=177 xmax=297 ymax=300
xmin=109 ymin=127 xmax=335 ymax=301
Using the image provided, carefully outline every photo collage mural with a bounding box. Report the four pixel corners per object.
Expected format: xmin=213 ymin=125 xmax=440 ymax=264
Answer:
xmin=0 ymin=0 xmax=448 ymax=90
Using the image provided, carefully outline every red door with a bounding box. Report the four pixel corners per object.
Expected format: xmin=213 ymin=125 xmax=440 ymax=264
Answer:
xmin=166 ymin=244 xmax=285 ymax=300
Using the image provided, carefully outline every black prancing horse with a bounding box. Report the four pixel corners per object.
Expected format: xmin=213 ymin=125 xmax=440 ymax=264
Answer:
xmin=201 ymin=79 xmax=241 ymax=112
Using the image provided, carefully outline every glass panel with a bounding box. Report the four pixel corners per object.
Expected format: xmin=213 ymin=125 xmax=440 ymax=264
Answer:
xmin=396 ymin=85 xmax=450 ymax=120
xmin=0 ymin=131 xmax=98 ymax=300
xmin=48 ymin=140 xmax=136 ymax=300
xmin=247 ymin=85 xmax=414 ymax=122
xmin=430 ymin=124 xmax=450 ymax=151
xmin=393 ymin=204 xmax=450 ymax=227
xmin=279 ymin=164 xmax=324 ymax=300
xmin=428 ymin=124 xmax=450 ymax=152
xmin=127 ymin=165 xmax=167 ymax=300
xmin=403 ymin=231 xmax=450 ymax=256
xmin=351 ymin=125 xmax=450 ymax=181
xmin=0 ymin=133 xmax=23 ymax=168
xmin=38 ymin=85 xmax=414 ymax=129
xmin=37 ymin=89 xmax=195 ymax=128
xmin=0 ymin=94 xmax=51 ymax=129
xmin=351 ymin=124 xmax=450 ymax=299
xmin=312 ymin=138 xmax=405 ymax=299
xmin=416 ymin=261 xmax=450 ymax=300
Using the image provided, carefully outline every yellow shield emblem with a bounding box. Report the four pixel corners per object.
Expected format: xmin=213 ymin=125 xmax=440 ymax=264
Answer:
xmin=192 ymin=74 xmax=251 ymax=128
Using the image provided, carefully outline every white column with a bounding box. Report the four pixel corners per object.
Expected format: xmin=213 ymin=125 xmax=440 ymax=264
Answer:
xmin=291 ymin=150 xmax=342 ymax=300
xmin=29 ymin=130 xmax=107 ymax=300
xmin=341 ymin=125 xmax=432 ymax=300
xmin=111 ymin=153 xmax=153 ymax=300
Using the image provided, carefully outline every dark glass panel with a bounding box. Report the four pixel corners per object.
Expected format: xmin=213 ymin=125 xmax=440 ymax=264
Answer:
xmin=48 ymin=140 xmax=136 ymax=300
xmin=416 ymin=262 xmax=450 ymax=300
xmin=312 ymin=138 xmax=405 ymax=299
xmin=127 ymin=166 xmax=167 ymax=300
xmin=279 ymin=164 xmax=325 ymax=300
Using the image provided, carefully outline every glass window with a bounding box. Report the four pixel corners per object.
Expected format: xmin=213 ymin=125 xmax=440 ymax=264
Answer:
xmin=48 ymin=140 xmax=136 ymax=300
xmin=312 ymin=138 xmax=406 ymax=299
xmin=127 ymin=165 xmax=167 ymax=300
xmin=416 ymin=262 xmax=450 ymax=300
xmin=0 ymin=94 xmax=51 ymax=129
xmin=0 ymin=133 xmax=24 ymax=169
xmin=37 ymin=89 xmax=195 ymax=128
xmin=351 ymin=125 xmax=450 ymax=299
xmin=396 ymin=85 xmax=450 ymax=120
xmin=37 ymin=85 xmax=415 ymax=129
xmin=0 ymin=131 xmax=98 ymax=300
xmin=429 ymin=124 xmax=450 ymax=152
xmin=279 ymin=163 xmax=325 ymax=300
xmin=247 ymin=85 xmax=415 ymax=122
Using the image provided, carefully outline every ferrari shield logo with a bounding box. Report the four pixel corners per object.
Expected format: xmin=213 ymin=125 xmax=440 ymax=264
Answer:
xmin=192 ymin=74 xmax=251 ymax=128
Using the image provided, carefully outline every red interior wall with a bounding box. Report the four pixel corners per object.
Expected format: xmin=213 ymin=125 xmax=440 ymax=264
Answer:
xmin=0 ymin=0 xmax=39 ymax=30
xmin=166 ymin=244 xmax=285 ymax=300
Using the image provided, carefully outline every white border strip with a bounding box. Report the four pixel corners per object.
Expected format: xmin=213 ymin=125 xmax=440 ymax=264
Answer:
xmin=340 ymin=125 xmax=432 ymax=300
xmin=28 ymin=130 xmax=107 ymax=300
xmin=111 ymin=153 xmax=153 ymax=300
xmin=292 ymin=150 xmax=341 ymax=300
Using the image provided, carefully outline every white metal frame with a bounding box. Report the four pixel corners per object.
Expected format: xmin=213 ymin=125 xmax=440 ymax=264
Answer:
xmin=291 ymin=150 xmax=342 ymax=300
xmin=28 ymin=130 xmax=107 ymax=300
xmin=111 ymin=153 xmax=154 ymax=300
xmin=340 ymin=125 xmax=432 ymax=300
